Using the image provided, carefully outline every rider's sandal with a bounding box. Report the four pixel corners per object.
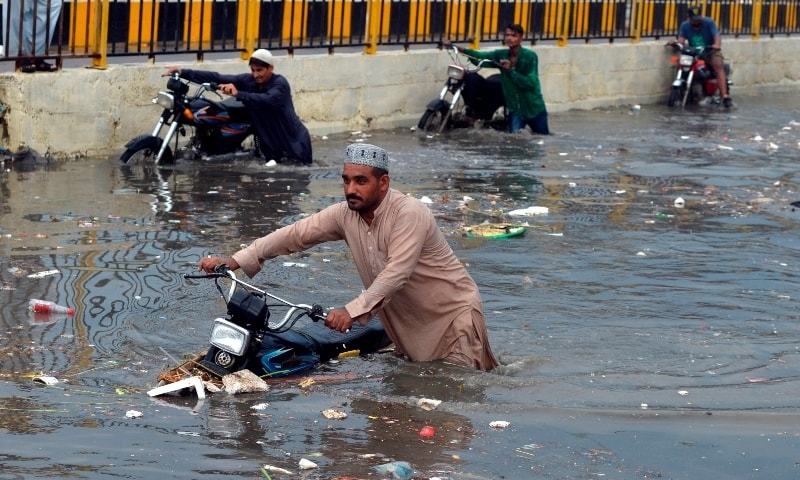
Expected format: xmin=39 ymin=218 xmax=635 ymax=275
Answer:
xmin=722 ymin=97 xmax=733 ymax=108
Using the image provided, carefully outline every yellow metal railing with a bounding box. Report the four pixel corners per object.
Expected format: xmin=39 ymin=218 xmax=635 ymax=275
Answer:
xmin=6 ymin=0 xmax=800 ymax=69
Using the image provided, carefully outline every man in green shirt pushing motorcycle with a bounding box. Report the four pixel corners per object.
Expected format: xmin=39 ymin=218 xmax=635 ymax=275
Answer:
xmin=445 ymin=24 xmax=550 ymax=135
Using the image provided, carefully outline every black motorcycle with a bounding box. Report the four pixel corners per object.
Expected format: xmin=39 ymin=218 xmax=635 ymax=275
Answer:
xmin=120 ymin=73 xmax=256 ymax=166
xmin=158 ymin=266 xmax=391 ymax=387
xmin=418 ymin=46 xmax=507 ymax=133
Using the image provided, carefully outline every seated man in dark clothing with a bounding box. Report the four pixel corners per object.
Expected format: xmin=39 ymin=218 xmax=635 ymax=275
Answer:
xmin=165 ymin=49 xmax=312 ymax=164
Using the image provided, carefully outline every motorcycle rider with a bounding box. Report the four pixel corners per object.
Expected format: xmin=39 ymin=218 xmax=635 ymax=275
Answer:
xmin=444 ymin=24 xmax=549 ymax=135
xmin=164 ymin=49 xmax=312 ymax=164
xmin=676 ymin=8 xmax=732 ymax=108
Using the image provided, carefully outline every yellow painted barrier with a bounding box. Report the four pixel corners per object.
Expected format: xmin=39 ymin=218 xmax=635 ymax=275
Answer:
xmin=184 ymin=0 xmax=213 ymax=50
xmin=571 ymin=0 xmax=589 ymax=38
xmin=409 ymin=0 xmax=431 ymax=39
xmin=128 ymin=1 xmax=159 ymax=50
xmin=445 ymin=0 xmax=468 ymax=38
xmin=282 ymin=0 xmax=309 ymax=45
xmin=366 ymin=0 xmax=391 ymax=54
xmin=69 ymin=0 xmax=96 ymax=52
xmin=514 ymin=0 xmax=531 ymax=30
xmin=788 ymin=2 xmax=797 ymax=29
xmin=601 ymin=0 xmax=616 ymax=37
xmin=237 ymin=0 xmax=261 ymax=58
xmin=69 ymin=0 xmax=109 ymax=67
xmin=664 ymin=0 xmax=677 ymax=32
xmin=482 ymin=0 xmax=499 ymax=35
xmin=751 ymin=0 xmax=763 ymax=37
xmin=327 ymin=0 xmax=353 ymax=39
xmin=729 ymin=1 xmax=742 ymax=33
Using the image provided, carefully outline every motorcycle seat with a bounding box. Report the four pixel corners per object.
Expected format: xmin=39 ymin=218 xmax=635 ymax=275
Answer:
xmin=258 ymin=316 xmax=390 ymax=363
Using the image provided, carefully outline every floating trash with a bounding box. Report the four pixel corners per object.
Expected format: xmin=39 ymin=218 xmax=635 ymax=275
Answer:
xmin=322 ymin=408 xmax=348 ymax=420
xmin=462 ymin=223 xmax=527 ymax=240
xmin=125 ymin=410 xmax=143 ymax=419
xmin=27 ymin=270 xmax=60 ymax=279
xmin=262 ymin=465 xmax=294 ymax=475
xmin=674 ymin=197 xmax=685 ymax=208
xmin=508 ymin=206 xmax=549 ymax=216
xmin=33 ymin=375 xmax=59 ymax=385
xmin=298 ymin=458 xmax=318 ymax=470
xmin=489 ymin=420 xmax=511 ymax=429
xmin=417 ymin=398 xmax=442 ymax=411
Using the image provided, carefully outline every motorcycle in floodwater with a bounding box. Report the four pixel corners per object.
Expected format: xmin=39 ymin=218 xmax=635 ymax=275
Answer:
xmin=157 ymin=266 xmax=391 ymax=389
xmin=119 ymin=73 xmax=257 ymax=167
xmin=418 ymin=46 xmax=507 ymax=133
xmin=666 ymin=42 xmax=732 ymax=108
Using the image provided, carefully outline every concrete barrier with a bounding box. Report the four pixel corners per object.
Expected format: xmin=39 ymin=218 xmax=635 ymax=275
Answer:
xmin=0 ymin=37 xmax=798 ymax=157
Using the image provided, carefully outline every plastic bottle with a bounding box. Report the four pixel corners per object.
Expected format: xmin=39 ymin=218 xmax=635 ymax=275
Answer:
xmin=28 ymin=299 xmax=75 ymax=315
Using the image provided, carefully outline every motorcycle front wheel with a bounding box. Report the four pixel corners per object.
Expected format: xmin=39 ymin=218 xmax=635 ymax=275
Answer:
xmin=418 ymin=105 xmax=451 ymax=133
xmin=667 ymin=86 xmax=684 ymax=108
xmin=119 ymin=135 xmax=174 ymax=166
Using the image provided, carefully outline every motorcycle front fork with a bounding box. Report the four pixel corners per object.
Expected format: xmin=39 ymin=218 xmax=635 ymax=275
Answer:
xmin=150 ymin=116 xmax=180 ymax=165
xmin=437 ymin=84 xmax=463 ymax=133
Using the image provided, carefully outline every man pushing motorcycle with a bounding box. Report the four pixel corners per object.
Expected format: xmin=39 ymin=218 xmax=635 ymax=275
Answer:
xmin=198 ymin=143 xmax=499 ymax=371
xmin=676 ymin=8 xmax=733 ymax=108
xmin=444 ymin=24 xmax=549 ymax=135
xmin=164 ymin=49 xmax=312 ymax=164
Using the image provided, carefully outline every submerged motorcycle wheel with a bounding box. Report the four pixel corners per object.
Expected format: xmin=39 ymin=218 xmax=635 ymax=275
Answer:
xmin=418 ymin=106 xmax=450 ymax=133
xmin=119 ymin=135 xmax=174 ymax=166
xmin=667 ymin=86 xmax=684 ymax=108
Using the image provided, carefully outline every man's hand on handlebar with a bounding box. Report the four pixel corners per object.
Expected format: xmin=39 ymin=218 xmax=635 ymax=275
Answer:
xmin=325 ymin=308 xmax=354 ymax=333
xmin=442 ymin=39 xmax=461 ymax=52
xmin=198 ymin=255 xmax=240 ymax=273
xmin=219 ymin=83 xmax=238 ymax=96
xmin=163 ymin=66 xmax=181 ymax=77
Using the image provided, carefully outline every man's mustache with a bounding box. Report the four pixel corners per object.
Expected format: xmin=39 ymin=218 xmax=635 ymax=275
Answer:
xmin=346 ymin=194 xmax=362 ymax=201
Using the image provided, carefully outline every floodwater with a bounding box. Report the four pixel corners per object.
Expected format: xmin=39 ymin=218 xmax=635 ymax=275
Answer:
xmin=2 ymin=91 xmax=800 ymax=479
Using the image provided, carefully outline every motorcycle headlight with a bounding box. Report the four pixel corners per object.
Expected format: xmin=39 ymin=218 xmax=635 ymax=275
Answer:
xmin=679 ymin=55 xmax=694 ymax=66
xmin=447 ymin=65 xmax=465 ymax=80
xmin=209 ymin=318 xmax=250 ymax=356
xmin=154 ymin=91 xmax=174 ymax=109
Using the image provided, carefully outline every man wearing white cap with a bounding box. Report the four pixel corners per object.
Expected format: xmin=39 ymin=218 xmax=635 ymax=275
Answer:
xmin=199 ymin=143 xmax=498 ymax=371
xmin=165 ymin=49 xmax=312 ymax=163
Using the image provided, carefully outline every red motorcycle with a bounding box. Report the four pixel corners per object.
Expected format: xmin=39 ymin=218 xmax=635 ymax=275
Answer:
xmin=667 ymin=42 xmax=732 ymax=108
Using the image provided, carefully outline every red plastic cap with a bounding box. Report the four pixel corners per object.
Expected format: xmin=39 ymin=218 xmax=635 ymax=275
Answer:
xmin=66 ymin=307 xmax=75 ymax=315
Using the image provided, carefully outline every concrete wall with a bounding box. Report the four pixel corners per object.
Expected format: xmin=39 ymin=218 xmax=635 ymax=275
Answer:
xmin=1 ymin=37 xmax=798 ymax=157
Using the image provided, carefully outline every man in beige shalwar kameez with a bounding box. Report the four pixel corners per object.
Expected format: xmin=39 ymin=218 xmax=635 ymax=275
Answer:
xmin=199 ymin=143 xmax=498 ymax=371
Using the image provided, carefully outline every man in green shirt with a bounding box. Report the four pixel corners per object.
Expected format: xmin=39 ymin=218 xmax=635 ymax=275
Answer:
xmin=445 ymin=24 xmax=549 ymax=134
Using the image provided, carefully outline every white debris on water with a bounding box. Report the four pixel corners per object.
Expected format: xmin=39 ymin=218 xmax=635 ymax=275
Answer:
xmin=509 ymin=206 xmax=549 ymax=216
xmin=678 ymin=390 xmax=689 ymax=396
xmin=640 ymin=403 xmax=648 ymax=410
xmin=489 ymin=420 xmax=511 ymax=429
xmin=417 ymin=398 xmax=442 ymax=411
xmin=298 ymin=458 xmax=318 ymax=470
xmin=752 ymin=134 xmax=763 ymax=142
xmin=125 ymin=410 xmax=143 ymax=419
xmin=322 ymin=408 xmax=348 ymax=420
xmin=419 ymin=196 xmax=433 ymax=204
xmin=251 ymin=403 xmax=270 ymax=411
xmin=636 ymin=251 xmax=647 ymax=257
xmin=27 ymin=270 xmax=60 ymax=279
xmin=222 ymin=369 xmax=269 ymax=394
xmin=718 ymin=145 xmax=734 ymax=151
xmin=33 ymin=375 xmax=59 ymax=385
xmin=674 ymin=197 xmax=685 ymax=208
xmin=263 ymin=464 xmax=294 ymax=475
xmin=282 ymin=261 xmax=308 ymax=268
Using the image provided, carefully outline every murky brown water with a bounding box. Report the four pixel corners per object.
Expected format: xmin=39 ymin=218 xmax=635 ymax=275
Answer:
xmin=2 ymin=92 xmax=800 ymax=479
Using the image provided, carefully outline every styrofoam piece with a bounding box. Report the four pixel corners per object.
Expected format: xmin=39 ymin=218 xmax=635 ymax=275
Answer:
xmin=147 ymin=376 xmax=206 ymax=399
